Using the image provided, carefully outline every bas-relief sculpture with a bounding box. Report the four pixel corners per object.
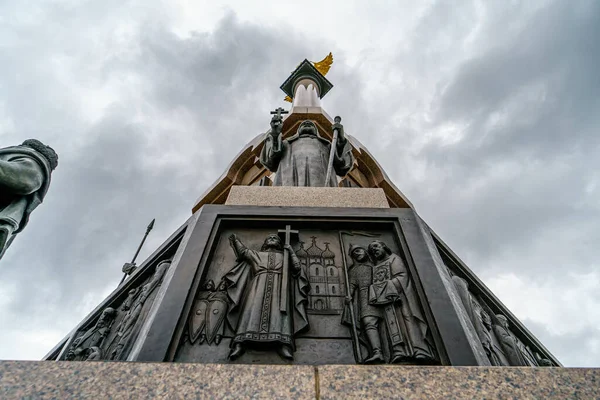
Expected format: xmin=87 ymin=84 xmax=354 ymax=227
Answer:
xmin=64 ymin=259 xmax=171 ymax=361
xmin=493 ymin=314 xmax=531 ymax=367
xmin=450 ymin=275 xmax=553 ymax=367
xmin=224 ymin=232 xmax=310 ymax=360
xmin=343 ymin=242 xmax=437 ymax=364
xmin=66 ymin=308 xmax=116 ymax=361
xmin=189 ymin=279 xmax=229 ymax=346
xmin=0 ymin=139 xmax=58 ymax=260
xmin=109 ymin=260 xmax=170 ymax=360
xmin=259 ymin=113 xmax=354 ymax=187
xmin=479 ymin=310 xmax=504 ymax=366
xmin=182 ymin=229 xmax=438 ymax=365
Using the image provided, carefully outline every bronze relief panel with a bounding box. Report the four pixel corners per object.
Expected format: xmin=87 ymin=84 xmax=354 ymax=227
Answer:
xmin=176 ymin=225 xmax=439 ymax=365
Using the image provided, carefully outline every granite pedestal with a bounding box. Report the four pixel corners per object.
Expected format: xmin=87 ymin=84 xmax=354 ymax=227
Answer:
xmin=1 ymin=361 xmax=598 ymax=399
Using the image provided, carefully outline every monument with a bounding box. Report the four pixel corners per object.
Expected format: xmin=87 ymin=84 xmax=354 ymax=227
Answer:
xmin=41 ymin=54 xmax=559 ymax=369
xmin=4 ymin=53 xmax=595 ymax=399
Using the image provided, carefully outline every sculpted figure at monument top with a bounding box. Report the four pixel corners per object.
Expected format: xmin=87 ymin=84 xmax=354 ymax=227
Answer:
xmin=260 ymin=115 xmax=354 ymax=187
xmin=0 ymin=139 xmax=58 ymax=260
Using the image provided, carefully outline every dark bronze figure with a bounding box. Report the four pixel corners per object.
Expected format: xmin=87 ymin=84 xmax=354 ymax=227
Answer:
xmin=259 ymin=115 xmax=354 ymax=187
xmin=66 ymin=307 xmax=116 ymax=361
xmin=342 ymin=244 xmax=384 ymax=363
xmin=109 ymin=260 xmax=170 ymax=360
xmin=0 ymin=139 xmax=58 ymax=260
xmin=224 ymin=233 xmax=310 ymax=360
xmin=493 ymin=314 xmax=528 ymax=366
xmin=368 ymin=240 xmax=436 ymax=363
xmin=480 ymin=310 xmax=504 ymax=366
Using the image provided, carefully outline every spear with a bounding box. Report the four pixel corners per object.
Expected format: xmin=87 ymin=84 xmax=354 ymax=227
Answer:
xmin=119 ymin=218 xmax=155 ymax=285
xmin=324 ymin=116 xmax=342 ymax=186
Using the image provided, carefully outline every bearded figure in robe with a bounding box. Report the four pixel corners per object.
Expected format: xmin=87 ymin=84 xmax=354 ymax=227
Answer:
xmin=0 ymin=139 xmax=58 ymax=260
xmin=260 ymin=115 xmax=354 ymax=187
xmin=368 ymin=240 xmax=437 ymax=363
xmin=224 ymin=233 xmax=310 ymax=360
xmin=66 ymin=307 xmax=116 ymax=361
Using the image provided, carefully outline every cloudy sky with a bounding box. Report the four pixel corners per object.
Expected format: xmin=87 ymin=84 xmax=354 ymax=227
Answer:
xmin=1 ymin=0 xmax=599 ymax=367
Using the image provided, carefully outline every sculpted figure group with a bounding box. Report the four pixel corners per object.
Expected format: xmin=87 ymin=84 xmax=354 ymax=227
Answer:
xmin=65 ymin=260 xmax=171 ymax=361
xmin=185 ymin=233 xmax=437 ymax=364
xmin=451 ymin=275 xmax=553 ymax=367
xmin=343 ymin=241 xmax=436 ymax=364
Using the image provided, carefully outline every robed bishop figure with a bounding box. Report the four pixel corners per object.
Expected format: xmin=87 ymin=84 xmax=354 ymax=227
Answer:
xmin=260 ymin=115 xmax=354 ymax=187
xmin=224 ymin=233 xmax=310 ymax=360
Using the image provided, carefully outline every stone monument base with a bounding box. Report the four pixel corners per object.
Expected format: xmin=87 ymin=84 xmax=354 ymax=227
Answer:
xmin=0 ymin=361 xmax=598 ymax=399
xmin=225 ymin=186 xmax=390 ymax=208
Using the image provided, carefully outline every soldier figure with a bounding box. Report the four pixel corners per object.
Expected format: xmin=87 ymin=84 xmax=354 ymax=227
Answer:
xmin=343 ymin=244 xmax=384 ymax=363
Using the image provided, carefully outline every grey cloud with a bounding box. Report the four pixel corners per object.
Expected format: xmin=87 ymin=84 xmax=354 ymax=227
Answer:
xmin=523 ymin=320 xmax=600 ymax=367
xmin=400 ymin=1 xmax=600 ymax=276
xmin=0 ymin=5 xmax=332 ymax=357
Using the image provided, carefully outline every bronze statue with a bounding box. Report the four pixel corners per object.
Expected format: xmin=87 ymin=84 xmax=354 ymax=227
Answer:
xmin=368 ymin=240 xmax=436 ymax=363
xmin=66 ymin=307 xmax=115 ymax=361
xmin=259 ymin=116 xmax=354 ymax=187
xmin=0 ymin=139 xmax=58 ymax=260
xmin=224 ymin=233 xmax=310 ymax=360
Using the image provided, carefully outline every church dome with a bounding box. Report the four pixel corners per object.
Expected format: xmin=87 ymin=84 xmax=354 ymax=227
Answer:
xmin=295 ymin=242 xmax=308 ymax=258
xmin=306 ymin=237 xmax=323 ymax=257
xmin=322 ymin=243 xmax=335 ymax=259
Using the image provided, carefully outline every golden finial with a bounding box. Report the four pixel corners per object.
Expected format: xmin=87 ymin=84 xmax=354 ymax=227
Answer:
xmin=312 ymin=52 xmax=333 ymax=76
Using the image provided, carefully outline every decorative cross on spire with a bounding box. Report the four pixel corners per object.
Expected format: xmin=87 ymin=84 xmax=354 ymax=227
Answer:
xmin=270 ymin=107 xmax=289 ymax=119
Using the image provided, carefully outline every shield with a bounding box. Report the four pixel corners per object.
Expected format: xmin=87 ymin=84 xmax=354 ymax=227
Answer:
xmin=189 ymin=299 xmax=209 ymax=344
xmin=205 ymin=299 xmax=228 ymax=345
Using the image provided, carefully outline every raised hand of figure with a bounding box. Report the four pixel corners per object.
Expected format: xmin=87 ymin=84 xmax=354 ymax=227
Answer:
xmin=283 ymin=244 xmax=293 ymax=252
xmin=122 ymin=262 xmax=137 ymax=275
xmin=228 ymin=233 xmax=237 ymax=242
xmin=270 ymin=115 xmax=283 ymax=137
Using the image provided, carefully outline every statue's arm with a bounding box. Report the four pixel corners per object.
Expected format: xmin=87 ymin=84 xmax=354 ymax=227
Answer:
xmin=260 ymin=115 xmax=285 ymax=171
xmin=0 ymin=156 xmax=44 ymax=195
xmin=228 ymin=234 xmax=253 ymax=261
xmin=259 ymin=133 xmax=283 ymax=171
xmin=389 ymin=257 xmax=409 ymax=292
xmin=286 ymin=245 xmax=302 ymax=274
xmin=332 ymin=135 xmax=354 ymax=177
xmin=348 ymin=279 xmax=357 ymax=299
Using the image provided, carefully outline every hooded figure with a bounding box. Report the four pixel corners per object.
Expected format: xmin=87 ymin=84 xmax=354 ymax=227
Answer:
xmin=0 ymin=139 xmax=58 ymax=260
xmin=260 ymin=118 xmax=354 ymax=187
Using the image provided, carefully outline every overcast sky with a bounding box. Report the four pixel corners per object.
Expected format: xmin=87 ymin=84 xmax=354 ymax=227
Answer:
xmin=0 ymin=0 xmax=598 ymax=367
